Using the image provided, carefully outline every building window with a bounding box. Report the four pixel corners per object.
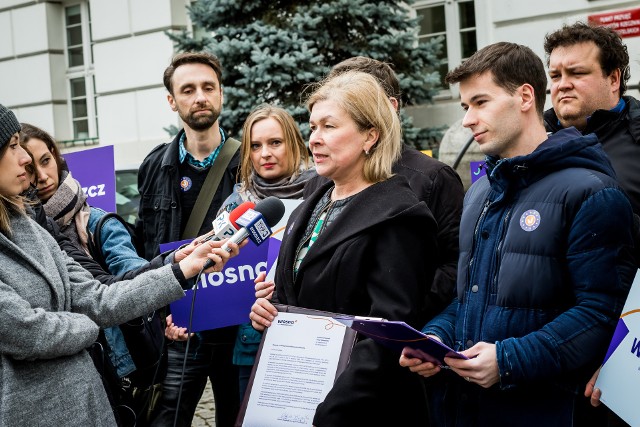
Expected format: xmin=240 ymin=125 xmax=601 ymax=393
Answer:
xmin=70 ymin=78 xmax=89 ymax=139
xmin=64 ymin=3 xmax=98 ymax=141
xmin=65 ymin=5 xmax=84 ymax=67
xmin=416 ymin=0 xmax=477 ymax=96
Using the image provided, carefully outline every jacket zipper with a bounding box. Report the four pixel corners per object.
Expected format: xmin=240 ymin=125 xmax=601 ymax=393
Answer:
xmin=469 ymin=199 xmax=491 ymax=274
xmin=492 ymin=206 xmax=512 ymax=294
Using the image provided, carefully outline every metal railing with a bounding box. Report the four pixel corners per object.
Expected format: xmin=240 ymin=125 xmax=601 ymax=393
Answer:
xmin=58 ymin=137 xmax=100 ymax=148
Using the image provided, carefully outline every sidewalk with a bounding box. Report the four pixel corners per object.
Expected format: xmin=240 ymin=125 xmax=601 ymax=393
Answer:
xmin=192 ymin=379 xmax=216 ymax=427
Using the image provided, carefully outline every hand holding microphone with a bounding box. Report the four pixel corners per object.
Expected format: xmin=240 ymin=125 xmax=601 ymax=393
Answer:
xmin=202 ymin=201 xmax=256 ymax=243
xmin=174 ymin=202 xmax=255 ymax=263
xmin=202 ymin=196 xmax=286 ymax=270
xmin=177 ymin=239 xmax=240 ymax=278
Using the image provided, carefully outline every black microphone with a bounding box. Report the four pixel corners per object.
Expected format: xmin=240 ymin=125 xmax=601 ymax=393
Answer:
xmin=202 ymin=196 xmax=286 ymax=270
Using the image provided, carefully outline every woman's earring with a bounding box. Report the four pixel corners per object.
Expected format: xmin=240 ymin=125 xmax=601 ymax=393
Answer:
xmin=364 ymin=149 xmax=370 ymax=156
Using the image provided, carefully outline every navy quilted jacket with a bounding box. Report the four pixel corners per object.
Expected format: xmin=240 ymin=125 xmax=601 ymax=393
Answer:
xmin=425 ymin=127 xmax=635 ymax=394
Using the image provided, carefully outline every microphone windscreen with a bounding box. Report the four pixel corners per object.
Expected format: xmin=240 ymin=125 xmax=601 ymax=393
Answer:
xmin=254 ymin=196 xmax=286 ymax=227
xmin=229 ymin=201 xmax=255 ymax=228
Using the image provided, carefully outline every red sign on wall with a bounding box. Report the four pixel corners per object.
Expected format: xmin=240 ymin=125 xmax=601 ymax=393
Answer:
xmin=588 ymin=8 xmax=640 ymax=38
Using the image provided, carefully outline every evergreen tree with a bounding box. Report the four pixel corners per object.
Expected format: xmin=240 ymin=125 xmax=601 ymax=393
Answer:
xmin=168 ymin=0 xmax=444 ymax=151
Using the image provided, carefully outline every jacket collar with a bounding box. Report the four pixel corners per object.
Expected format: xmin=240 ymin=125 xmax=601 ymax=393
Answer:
xmin=485 ymin=128 xmax=614 ymax=195
xmin=160 ymin=129 xmax=185 ymax=170
xmin=289 ymin=176 xmax=434 ymax=275
xmin=625 ymin=96 xmax=640 ymax=144
xmin=544 ymin=96 xmax=640 ymax=144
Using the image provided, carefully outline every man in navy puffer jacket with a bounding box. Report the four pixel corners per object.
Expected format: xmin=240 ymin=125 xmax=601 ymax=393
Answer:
xmin=400 ymin=42 xmax=636 ymax=426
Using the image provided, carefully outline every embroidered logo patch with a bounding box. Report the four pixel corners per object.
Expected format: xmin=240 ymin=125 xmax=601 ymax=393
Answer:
xmin=519 ymin=209 xmax=541 ymax=232
xmin=180 ymin=176 xmax=192 ymax=192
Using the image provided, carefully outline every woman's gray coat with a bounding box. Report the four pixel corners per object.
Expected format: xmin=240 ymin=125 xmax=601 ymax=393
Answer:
xmin=0 ymin=214 xmax=184 ymax=426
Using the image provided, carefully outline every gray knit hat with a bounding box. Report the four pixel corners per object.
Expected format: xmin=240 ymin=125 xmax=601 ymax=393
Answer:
xmin=0 ymin=104 xmax=21 ymax=149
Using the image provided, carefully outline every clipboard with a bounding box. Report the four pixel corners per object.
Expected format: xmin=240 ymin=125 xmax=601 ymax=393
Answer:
xmin=235 ymin=304 xmax=357 ymax=427
xmin=335 ymin=317 xmax=467 ymax=366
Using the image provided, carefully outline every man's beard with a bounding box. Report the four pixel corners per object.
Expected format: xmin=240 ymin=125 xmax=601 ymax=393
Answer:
xmin=180 ymin=106 xmax=220 ymax=131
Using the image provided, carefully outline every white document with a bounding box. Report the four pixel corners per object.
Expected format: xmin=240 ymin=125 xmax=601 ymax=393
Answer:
xmin=596 ymin=269 xmax=640 ymax=427
xmin=242 ymin=311 xmax=347 ymax=427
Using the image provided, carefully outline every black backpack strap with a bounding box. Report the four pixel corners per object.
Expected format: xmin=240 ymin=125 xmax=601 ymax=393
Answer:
xmin=181 ymin=137 xmax=241 ymax=239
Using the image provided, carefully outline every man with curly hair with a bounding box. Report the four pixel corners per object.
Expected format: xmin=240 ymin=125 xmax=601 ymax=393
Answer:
xmin=544 ymin=22 xmax=640 ymax=240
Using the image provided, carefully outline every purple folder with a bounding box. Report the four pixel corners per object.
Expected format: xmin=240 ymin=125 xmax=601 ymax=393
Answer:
xmin=336 ymin=318 xmax=468 ymax=366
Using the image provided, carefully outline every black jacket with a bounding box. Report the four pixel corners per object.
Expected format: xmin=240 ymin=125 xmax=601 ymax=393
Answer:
xmin=136 ymin=129 xmax=240 ymax=259
xmin=276 ymin=175 xmax=439 ymax=427
xmin=303 ymin=145 xmax=463 ymax=319
xmin=544 ymin=96 xmax=640 ymax=214
xmin=544 ymin=96 xmax=640 ymax=265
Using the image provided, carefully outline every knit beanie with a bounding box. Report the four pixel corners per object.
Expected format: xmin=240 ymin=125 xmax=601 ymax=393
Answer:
xmin=0 ymin=104 xmax=21 ymax=149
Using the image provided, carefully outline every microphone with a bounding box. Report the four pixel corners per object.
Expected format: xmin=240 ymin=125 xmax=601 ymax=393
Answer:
xmin=202 ymin=196 xmax=286 ymax=270
xmin=201 ymin=201 xmax=255 ymax=243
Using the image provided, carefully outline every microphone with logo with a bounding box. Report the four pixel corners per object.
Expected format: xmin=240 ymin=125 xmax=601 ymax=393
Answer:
xmin=202 ymin=196 xmax=286 ymax=270
xmin=201 ymin=201 xmax=256 ymax=244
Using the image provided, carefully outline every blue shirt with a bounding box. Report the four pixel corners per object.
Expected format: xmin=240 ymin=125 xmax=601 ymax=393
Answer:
xmin=178 ymin=128 xmax=227 ymax=169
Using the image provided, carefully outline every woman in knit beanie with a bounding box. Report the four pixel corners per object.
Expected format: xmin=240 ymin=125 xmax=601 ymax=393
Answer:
xmin=0 ymin=104 xmax=21 ymax=149
xmin=0 ymin=103 xmax=238 ymax=426
xmin=0 ymin=104 xmax=26 ymax=234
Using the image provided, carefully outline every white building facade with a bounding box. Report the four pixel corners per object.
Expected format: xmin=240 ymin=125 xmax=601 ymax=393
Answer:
xmin=0 ymin=0 xmax=191 ymax=168
xmin=408 ymin=0 xmax=640 ymax=130
xmin=1 ymin=0 xmax=639 ymax=167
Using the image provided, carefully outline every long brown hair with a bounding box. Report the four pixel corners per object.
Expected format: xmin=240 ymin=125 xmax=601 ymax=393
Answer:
xmin=19 ymin=123 xmax=66 ymax=181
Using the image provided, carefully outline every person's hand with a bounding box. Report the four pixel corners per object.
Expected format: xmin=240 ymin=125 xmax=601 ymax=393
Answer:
xmin=174 ymin=238 xmax=200 ymax=263
xmin=178 ymin=239 xmax=240 ymax=278
xmin=165 ymin=314 xmax=192 ymax=341
xmin=250 ymin=298 xmax=278 ymax=331
xmin=584 ymin=367 xmax=602 ymax=407
xmin=254 ymin=272 xmax=275 ymax=300
xmin=399 ymin=335 xmax=443 ymax=377
xmin=399 ymin=353 xmax=442 ymax=377
xmin=445 ymin=341 xmax=499 ymax=388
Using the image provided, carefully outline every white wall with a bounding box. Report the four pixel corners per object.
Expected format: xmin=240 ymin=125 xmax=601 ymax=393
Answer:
xmin=89 ymin=0 xmax=187 ymax=165
xmin=94 ymin=33 xmax=175 ymax=93
xmin=411 ymin=0 xmax=640 ymax=136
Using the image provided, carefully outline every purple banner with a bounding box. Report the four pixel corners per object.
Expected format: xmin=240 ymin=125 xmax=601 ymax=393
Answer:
xmin=63 ymin=145 xmax=116 ymax=213
xmin=161 ymin=238 xmax=278 ymax=332
xmin=470 ymin=161 xmax=486 ymax=184
xmin=602 ymin=318 xmax=630 ymax=365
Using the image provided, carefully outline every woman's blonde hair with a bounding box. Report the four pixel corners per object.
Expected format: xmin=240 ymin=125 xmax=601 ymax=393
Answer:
xmin=306 ymin=71 xmax=401 ymax=183
xmin=0 ymin=142 xmax=26 ymax=235
xmin=239 ymin=104 xmax=309 ymax=188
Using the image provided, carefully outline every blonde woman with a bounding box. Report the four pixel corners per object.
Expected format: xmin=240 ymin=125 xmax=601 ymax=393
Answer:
xmin=250 ymin=72 xmax=439 ymax=426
